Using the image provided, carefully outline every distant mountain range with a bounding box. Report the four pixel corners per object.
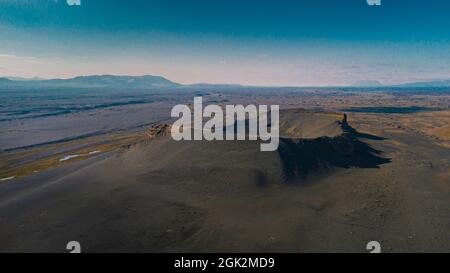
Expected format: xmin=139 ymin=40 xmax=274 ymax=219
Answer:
xmin=2 ymin=75 xmax=450 ymax=89
xmin=396 ymin=79 xmax=450 ymax=88
xmin=0 ymin=75 xmax=181 ymax=89
xmin=351 ymin=79 xmax=450 ymax=88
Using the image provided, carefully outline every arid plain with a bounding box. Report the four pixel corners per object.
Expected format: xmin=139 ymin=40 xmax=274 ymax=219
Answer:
xmin=0 ymin=87 xmax=449 ymax=252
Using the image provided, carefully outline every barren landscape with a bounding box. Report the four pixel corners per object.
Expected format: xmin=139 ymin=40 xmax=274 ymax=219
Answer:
xmin=1 ymin=87 xmax=449 ymax=252
xmin=2 ymin=0 xmax=450 ymax=258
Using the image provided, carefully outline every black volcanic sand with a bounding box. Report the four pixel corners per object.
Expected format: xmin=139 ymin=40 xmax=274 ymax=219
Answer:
xmin=0 ymin=109 xmax=449 ymax=252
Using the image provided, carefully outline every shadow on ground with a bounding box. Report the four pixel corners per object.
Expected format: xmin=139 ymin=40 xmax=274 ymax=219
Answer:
xmin=278 ymin=115 xmax=391 ymax=182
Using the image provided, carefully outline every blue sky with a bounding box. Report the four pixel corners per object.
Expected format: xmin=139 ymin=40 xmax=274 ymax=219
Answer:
xmin=1 ymin=0 xmax=450 ymax=86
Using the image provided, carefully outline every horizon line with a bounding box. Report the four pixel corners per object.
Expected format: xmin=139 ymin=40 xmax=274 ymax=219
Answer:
xmin=1 ymin=74 xmax=449 ymax=88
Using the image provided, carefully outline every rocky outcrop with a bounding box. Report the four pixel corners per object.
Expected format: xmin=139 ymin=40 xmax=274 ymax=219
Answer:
xmin=147 ymin=123 xmax=171 ymax=139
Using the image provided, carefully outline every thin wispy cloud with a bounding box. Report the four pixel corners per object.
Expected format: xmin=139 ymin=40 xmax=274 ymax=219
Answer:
xmin=0 ymin=54 xmax=39 ymax=62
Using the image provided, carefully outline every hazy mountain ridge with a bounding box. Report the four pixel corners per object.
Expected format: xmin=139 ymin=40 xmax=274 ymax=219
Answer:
xmin=351 ymin=80 xmax=384 ymax=87
xmin=0 ymin=75 xmax=181 ymax=89
xmin=396 ymin=79 xmax=450 ymax=87
xmin=351 ymin=79 xmax=450 ymax=88
xmin=2 ymin=75 xmax=450 ymax=89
